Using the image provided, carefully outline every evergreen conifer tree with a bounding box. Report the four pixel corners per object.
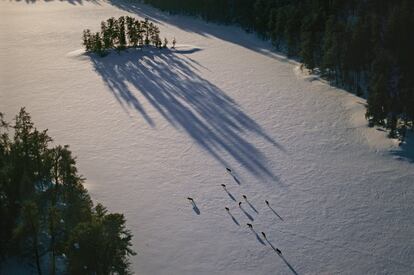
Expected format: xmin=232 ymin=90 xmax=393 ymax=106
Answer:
xmin=82 ymin=29 xmax=92 ymax=52
xmin=117 ymin=16 xmax=127 ymax=50
xmin=101 ymin=21 xmax=111 ymax=50
xmin=14 ymin=201 xmax=43 ymax=275
xmin=66 ymin=204 xmax=136 ymax=275
xmin=0 ymin=108 xmax=136 ymax=273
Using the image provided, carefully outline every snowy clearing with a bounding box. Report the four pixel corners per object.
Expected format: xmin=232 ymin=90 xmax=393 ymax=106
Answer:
xmin=1 ymin=1 xmax=414 ymax=274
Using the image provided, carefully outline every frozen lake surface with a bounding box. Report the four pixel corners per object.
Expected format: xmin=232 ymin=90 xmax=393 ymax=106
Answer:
xmin=1 ymin=1 xmax=414 ymax=274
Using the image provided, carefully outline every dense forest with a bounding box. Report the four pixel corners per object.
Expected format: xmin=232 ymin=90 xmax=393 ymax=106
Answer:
xmin=140 ymin=0 xmax=413 ymax=140
xmin=83 ymin=16 xmax=174 ymax=56
xmin=0 ymin=109 xmax=135 ymax=274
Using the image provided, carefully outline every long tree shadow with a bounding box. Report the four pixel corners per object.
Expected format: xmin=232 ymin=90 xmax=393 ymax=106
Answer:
xmin=14 ymin=0 xmax=100 ymax=5
xmin=90 ymin=48 xmax=284 ymax=179
xmin=105 ymin=0 xmax=414 ymax=163
xmin=103 ymin=0 xmax=414 ymax=164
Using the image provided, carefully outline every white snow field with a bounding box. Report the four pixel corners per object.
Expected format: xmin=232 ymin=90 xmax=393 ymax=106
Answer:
xmin=1 ymin=1 xmax=414 ymax=274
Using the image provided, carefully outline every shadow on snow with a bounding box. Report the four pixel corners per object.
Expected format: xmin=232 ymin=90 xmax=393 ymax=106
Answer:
xmin=106 ymin=0 xmax=294 ymax=64
xmin=13 ymin=0 xmax=101 ymax=5
xmin=391 ymin=132 xmax=414 ymax=163
xmin=90 ymin=47 xmax=284 ymax=180
xmin=104 ymin=0 xmax=414 ymax=163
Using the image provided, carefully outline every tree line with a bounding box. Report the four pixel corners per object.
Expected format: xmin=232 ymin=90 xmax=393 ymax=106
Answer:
xmin=83 ymin=16 xmax=175 ymax=56
xmin=140 ymin=0 xmax=414 ymax=140
xmin=0 ymin=109 xmax=136 ymax=275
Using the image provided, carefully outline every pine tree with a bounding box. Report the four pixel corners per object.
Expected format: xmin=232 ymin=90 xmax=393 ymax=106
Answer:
xmin=137 ymin=20 xmax=144 ymax=47
xmin=14 ymin=201 xmax=43 ymax=275
xmin=66 ymin=204 xmax=136 ymax=275
xmin=117 ymin=16 xmax=127 ymax=50
xmin=321 ymin=16 xmax=344 ymax=82
xmin=105 ymin=17 xmax=117 ymax=49
xmin=82 ymin=29 xmax=92 ymax=52
xmin=253 ymin=0 xmax=270 ymax=37
xmin=48 ymin=206 xmax=60 ymax=275
xmin=300 ymin=16 xmax=317 ymax=71
xmin=0 ymin=112 xmax=11 ymax=258
xmin=150 ymin=23 xmax=160 ymax=47
xmin=101 ymin=21 xmax=111 ymax=50
xmin=366 ymin=53 xmax=390 ymax=126
xmin=92 ymin=32 xmax=103 ymax=56
xmin=284 ymin=6 xmax=302 ymax=57
xmin=125 ymin=16 xmax=136 ymax=47
xmin=1 ymin=109 xmax=136 ymax=273
xmin=143 ymin=18 xmax=150 ymax=46
xmin=268 ymin=8 xmax=285 ymax=49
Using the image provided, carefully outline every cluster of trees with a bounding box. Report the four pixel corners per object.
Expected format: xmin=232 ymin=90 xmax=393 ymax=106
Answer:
xmin=0 ymin=109 xmax=135 ymax=275
xmin=141 ymin=0 xmax=414 ymax=139
xmin=83 ymin=16 xmax=175 ymax=55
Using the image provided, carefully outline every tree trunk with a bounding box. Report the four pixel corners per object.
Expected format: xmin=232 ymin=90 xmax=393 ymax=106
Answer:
xmin=32 ymin=224 xmax=42 ymax=275
xmin=50 ymin=232 xmax=56 ymax=275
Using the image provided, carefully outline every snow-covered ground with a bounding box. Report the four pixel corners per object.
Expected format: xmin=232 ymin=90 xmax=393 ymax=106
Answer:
xmin=1 ymin=1 xmax=414 ymax=274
